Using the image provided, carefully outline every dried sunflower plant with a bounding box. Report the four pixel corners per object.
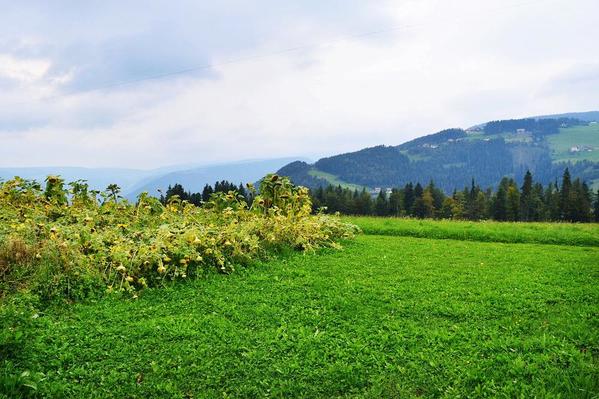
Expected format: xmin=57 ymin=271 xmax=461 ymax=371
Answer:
xmin=0 ymin=174 xmax=358 ymax=302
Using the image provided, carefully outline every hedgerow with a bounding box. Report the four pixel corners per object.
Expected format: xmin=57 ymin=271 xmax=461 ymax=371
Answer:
xmin=0 ymin=174 xmax=358 ymax=303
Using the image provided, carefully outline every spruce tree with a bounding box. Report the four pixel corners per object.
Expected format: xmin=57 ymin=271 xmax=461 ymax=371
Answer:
xmin=201 ymin=184 xmax=214 ymax=202
xmin=530 ymin=183 xmax=544 ymax=221
xmin=404 ymin=183 xmax=415 ymax=214
xmin=569 ymin=179 xmax=591 ymax=222
xmin=165 ymin=183 xmax=188 ymax=202
xmin=506 ymin=182 xmax=520 ymax=221
xmin=189 ymin=192 xmax=202 ymax=206
xmin=544 ymin=183 xmax=560 ymax=221
xmin=314 ymin=186 xmax=325 ymax=210
xmin=356 ymin=188 xmax=373 ymax=215
xmin=388 ymin=189 xmax=403 ymax=216
xmin=560 ymin=168 xmax=572 ymax=220
xmin=427 ymin=181 xmax=444 ymax=215
xmin=452 ymin=191 xmax=466 ymax=219
xmin=471 ymin=191 xmax=487 ymax=220
xmin=492 ymin=178 xmax=509 ymax=221
xmin=374 ymin=190 xmax=389 ymax=216
xmin=520 ymin=170 xmax=533 ymax=221
xmin=412 ymin=197 xmax=426 ymax=218
xmin=411 ymin=183 xmax=424 ymax=216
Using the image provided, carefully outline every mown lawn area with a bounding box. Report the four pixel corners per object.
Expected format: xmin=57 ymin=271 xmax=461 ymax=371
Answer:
xmin=3 ymin=227 xmax=599 ymax=398
xmin=344 ymin=216 xmax=599 ymax=247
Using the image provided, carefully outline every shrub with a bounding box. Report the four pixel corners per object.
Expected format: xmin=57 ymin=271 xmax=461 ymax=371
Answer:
xmin=0 ymin=174 xmax=359 ymax=303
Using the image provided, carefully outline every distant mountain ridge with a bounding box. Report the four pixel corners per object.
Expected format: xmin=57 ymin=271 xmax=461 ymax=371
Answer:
xmin=533 ymin=111 xmax=599 ymax=122
xmin=127 ymin=158 xmax=306 ymax=198
xmin=467 ymin=111 xmax=599 ymax=129
xmin=278 ymin=112 xmax=599 ymax=192
xmin=0 ymin=157 xmax=302 ymax=200
xmin=0 ymin=167 xmax=156 ymax=195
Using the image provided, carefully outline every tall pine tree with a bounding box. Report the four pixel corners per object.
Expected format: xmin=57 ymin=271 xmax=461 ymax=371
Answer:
xmin=374 ymin=190 xmax=389 ymax=216
xmin=560 ymin=168 xmax=572 ymax=220
xmin=520 ymin=170 xmax=533 ymax=221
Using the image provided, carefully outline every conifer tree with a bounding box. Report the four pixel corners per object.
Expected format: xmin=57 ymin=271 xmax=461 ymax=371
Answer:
xmin=388 ymin=188 xmax=403 ymax=216
xmin=568 ymin=179 xmax=591 ymax=222
xmin=404 ymin=183 xmax=415 ymax=215
xmin=165 ymin=183 xmax=188 ymax=202
xmin=506 ymin=182 xmax=520 ymax=221
xmin=544 ymin=182 xmax=560 ymax=221
xmin=427 ymin=180 xmax=444 ymax=216
xmin=411 ymin=183 xmax=424 ymax=216
xmin=440 ymin=197 xmax=456 ymax=219
xmin=530 ymin=183 xmax=544 ymax=221
xmin=374 ymin=190 xmax=389 ymax=216
xmin=471 ymin=191 xmax=487 ymax=220
xmin=520 ymin=170 xmax=533 ymax=221
xmin=451 ymin=191 xmax=466 ymax=219
xmin=201 ymin=184 xmax=214 ymax=202
xmin=189 ymin=192 xmax=202 ymax=206
xmin=560 ymin=168 xmax=572 ymax=220
xmin=421 ymin=189 xmax=435 ymax=218
xmin=355 ymin=188 xmax=373 ymax=215
xmin=492 ymin=178 xmax=509 ymax=221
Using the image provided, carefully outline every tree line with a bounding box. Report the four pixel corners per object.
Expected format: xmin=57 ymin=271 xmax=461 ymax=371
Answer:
xmin=483 ymin=117 xmax=584 ymax=137
xmin=311 ymin=169 xmax=599 ymax=222
xmin=159 ymin=170 xmax=599 ymax=222
xmin=161 ymin=180 xmax=251 ymax=206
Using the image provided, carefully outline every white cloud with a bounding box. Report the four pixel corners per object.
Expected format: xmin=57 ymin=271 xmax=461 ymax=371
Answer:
xmin=0 ymin=53 xmax=50 ymax=82
xmin=1 ymin=0 xmax=598 ymax=168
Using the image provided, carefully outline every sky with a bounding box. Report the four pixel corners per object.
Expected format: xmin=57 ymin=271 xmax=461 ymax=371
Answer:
xmin=1 ymin=0 xmax=598 ymax=169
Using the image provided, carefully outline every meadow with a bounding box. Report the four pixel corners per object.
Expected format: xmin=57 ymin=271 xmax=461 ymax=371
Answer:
xmin=307 ymin=169 xmax=364 ymax=191
xmin=548 ymin=124 xmax=599 ymax=163
xmin=2 ymin=216 xmax=598 ymax=398
xmin=344 ymin=216 xmax=599 ymax=247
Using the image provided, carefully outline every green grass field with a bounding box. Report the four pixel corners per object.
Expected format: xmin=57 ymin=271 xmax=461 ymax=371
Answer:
xmin=3 ymin=220 xmax=599 ymax=398
xmin=548 ymin=124 xmax=599 ymax=163
xmin=399 ymin=150 xmax=431 ymax=161
xmin=308 ymin=169 xmax=365 ymax=191
xmin=344 ymin=216 xmax=599 ymax=247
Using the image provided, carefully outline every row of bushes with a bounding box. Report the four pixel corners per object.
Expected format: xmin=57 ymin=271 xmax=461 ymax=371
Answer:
xmin=0 ymin=174 xmax=358 ymax=303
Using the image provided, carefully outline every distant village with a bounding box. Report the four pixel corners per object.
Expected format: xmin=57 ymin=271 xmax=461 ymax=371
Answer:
xmin=570 ymin=121 xmax=598 ymax=153
xmin=416 ymin=121 xmax=598 ymax=155
xmin=569 ymin=145 xmax=596 ymax=153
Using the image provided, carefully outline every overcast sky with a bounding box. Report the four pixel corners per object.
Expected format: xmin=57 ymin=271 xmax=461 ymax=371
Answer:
xmin=1 ymin=0 xmax=598 ymax=168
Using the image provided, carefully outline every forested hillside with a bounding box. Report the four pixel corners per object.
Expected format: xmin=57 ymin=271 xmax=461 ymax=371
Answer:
xmin=278 ymin=114 xmax=599 ymax=192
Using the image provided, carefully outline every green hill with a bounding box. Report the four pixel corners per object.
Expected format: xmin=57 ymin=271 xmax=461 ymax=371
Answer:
xmin=278 ymin=114 xmax=599 ymax=192
xmin=547 ymin=123 xmax=599 ymax=163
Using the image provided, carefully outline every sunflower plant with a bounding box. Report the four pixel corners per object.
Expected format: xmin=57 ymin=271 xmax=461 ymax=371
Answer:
xmin=0 ymin=174 xmax=358 ymax=302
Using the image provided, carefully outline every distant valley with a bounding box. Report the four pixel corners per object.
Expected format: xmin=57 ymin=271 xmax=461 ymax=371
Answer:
xmin=0 ymin=158 xmax=302 ymax=199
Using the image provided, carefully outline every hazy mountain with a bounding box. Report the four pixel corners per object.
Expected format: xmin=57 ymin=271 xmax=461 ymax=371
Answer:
xmin=0 ymin=167 xmax=157 ymax=193
xmin=0 ymin=158 xmax=307 ymax=200
xmin=126 ymin=158 xmax=306 ymax=198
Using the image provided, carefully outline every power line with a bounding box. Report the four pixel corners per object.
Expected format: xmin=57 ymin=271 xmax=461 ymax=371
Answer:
xmin=14 ymin=0 xmax=552 ymax=105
